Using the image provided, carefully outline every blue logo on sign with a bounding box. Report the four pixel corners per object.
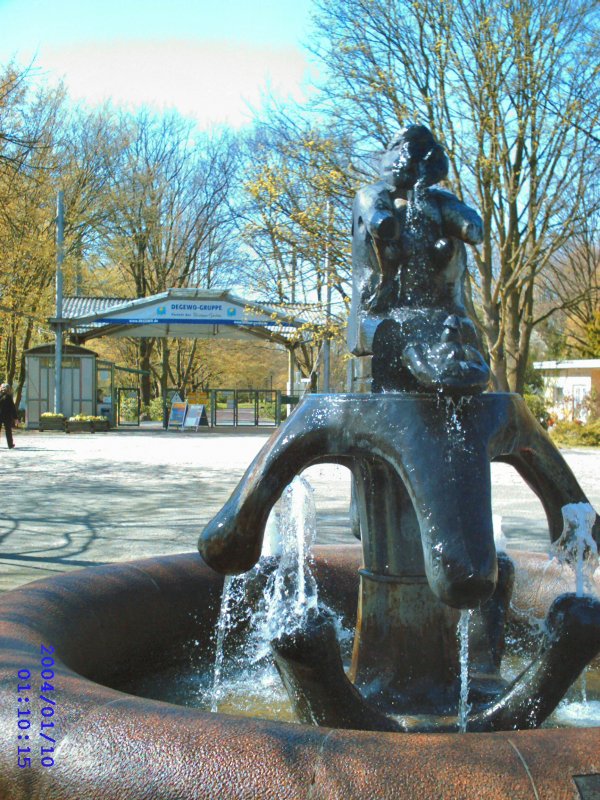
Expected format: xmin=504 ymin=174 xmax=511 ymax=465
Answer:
xmin=157 ymin=306 xmax=167 ymax=315
xmin=227 ymin=307 xmax=236 ymax=317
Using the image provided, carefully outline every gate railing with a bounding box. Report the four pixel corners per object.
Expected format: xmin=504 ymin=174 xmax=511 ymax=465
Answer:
xmin=209 ymin=389 xmax=282 ymax=427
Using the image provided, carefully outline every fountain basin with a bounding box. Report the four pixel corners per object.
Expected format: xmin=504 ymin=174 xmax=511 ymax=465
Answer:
xmin=1 ymin=546 xmax=599 ymax=799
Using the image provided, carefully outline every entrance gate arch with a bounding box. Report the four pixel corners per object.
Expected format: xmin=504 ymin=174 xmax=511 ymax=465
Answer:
xmin=54 ymin=289 xmax=321 ymax=428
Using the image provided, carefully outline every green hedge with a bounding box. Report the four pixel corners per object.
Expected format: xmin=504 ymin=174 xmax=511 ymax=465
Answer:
xmin=142 ymin=398 xmax=164 ymax=422
xmin=549 ymin=420 xmax=600 ymax=447
xmin=523 ymin=394 xmax=550 ymax=428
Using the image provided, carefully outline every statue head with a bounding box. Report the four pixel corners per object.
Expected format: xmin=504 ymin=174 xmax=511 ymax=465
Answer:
xmin=380 ymin=125 xmax=448 ymax=190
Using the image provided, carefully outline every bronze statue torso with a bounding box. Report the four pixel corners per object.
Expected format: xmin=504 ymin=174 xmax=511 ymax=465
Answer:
xmin=348 ymin=125 xmax=489 ymax=394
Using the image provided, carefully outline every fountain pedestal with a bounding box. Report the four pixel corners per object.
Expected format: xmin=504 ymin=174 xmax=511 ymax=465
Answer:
xmin=351 ymin=572 xmax=460 ymax=713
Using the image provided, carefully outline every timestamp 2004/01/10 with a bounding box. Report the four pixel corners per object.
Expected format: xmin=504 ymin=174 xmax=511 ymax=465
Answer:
xmin=17 ymin=644 xmax=57 ymax=769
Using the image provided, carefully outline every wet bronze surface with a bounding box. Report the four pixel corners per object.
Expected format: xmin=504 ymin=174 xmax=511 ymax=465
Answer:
xmin=199 ymin=393 xmax=600 ymax=731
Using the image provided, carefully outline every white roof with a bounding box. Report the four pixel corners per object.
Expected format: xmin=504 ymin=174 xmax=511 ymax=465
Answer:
xmin=53 ymin=289 xmax=320 ymax=346
xmin=534 ymin=359 xmax=600 ymax=371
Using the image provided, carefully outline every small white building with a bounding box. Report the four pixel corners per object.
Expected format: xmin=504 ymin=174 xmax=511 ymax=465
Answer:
xmin=25 ymin=343 xmax=98 ymax=428
xmin=534 ymin=359 xmax=600 ymax=422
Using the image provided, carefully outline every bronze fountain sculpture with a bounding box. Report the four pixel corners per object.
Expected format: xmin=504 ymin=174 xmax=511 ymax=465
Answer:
xmin=199 ymin=124 xmax=600 ymax=734
xmin=0 ymin=125 xmax=599 ymax=799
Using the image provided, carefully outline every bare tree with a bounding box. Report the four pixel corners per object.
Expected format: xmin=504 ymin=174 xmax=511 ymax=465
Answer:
xmin=0 ymin=63 xmax=50 ymax=173
xmin=537 ymin=199 xmax=600 ymax=356
xmin=238 ymin=116 xmax=358 ymax=383
xmin=312 ymin=0 xmax=600 ymax=391
xmin=0 ymin=67 xmax=68 ymax=400
xmin=104 ymin=111 xmax=240 ymax=296
xmin=99 ymin=111 xmax=242 ymax=402
xmin=0 ymin=69 xmax=251 ymax=406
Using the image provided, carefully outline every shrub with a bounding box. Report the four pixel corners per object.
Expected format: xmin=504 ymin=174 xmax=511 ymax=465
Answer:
xmin=523 ymin=393 xmax=550 ymax=429
xmin=549 ymin=420 xmax=600 ymax=447
xmin=258 ymin=401 xmax=277 ymax=420
xmin=40 ymin=412 xmax=65 ymax=419
xmin=142 ymin=397 xmax=164 ymax=422
xmin=118 ymin=396 xmax=140 ymax=422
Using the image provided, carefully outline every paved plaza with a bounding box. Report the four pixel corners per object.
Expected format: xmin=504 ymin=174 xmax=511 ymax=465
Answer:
xmin=0 ymin=427 xmax=598 ymax=593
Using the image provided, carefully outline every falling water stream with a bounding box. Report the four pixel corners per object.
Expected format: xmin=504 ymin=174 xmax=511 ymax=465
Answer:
xmin=457 ymin=609 xmax=472 ymax=732
xmin=454 ymin=504 xmax=599 ymax=732
xmin=210 ymin=476 xmax=320 ymax=714
xmin=209 ymin=487 xmax=600 ymax=726
xmin=210 ymin=573 xmax=245 ymax=713
xmin=555 ymin=503 xmax=599 ymax=709
xmin=558 ymin=503 xmax=598 ymax=598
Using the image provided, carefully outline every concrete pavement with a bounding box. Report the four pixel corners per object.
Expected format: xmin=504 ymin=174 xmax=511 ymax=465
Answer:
xmin=0 ymin=428 xmax=598 ymax=593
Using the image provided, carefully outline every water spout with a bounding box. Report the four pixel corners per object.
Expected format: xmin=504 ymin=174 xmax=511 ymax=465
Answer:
xmin=209 ymin=476 xmax=321 ymax=714
xmin=458 ymin=609 xmax=472 ymax=732
xmin=552 ymin=503 xmax=598 ymax=598
xmin=211 ymin=574 xmax=239 ymax=712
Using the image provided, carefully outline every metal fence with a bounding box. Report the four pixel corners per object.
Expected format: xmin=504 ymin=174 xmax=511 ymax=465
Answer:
xmin=210 ymin=389 xmax=281 ymax=427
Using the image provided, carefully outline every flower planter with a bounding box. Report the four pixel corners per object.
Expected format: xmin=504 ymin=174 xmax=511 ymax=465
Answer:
xmin=93 ymin=419 xmax=111 ymax=432
xmin=39 ymin=417 xmax=66 ymax=432
xmin=66 ymin=420 xmax=94 ymax=433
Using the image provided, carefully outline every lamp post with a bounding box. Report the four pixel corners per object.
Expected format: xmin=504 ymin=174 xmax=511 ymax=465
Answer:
xmin=322 ymin=200 xmax=332 ymax=392
xmin=54 ymin=191 xmax=64 ymax=415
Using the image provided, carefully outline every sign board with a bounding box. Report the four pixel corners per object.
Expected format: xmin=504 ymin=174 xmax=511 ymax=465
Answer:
xmin=97 ymin=298 xmax=279 ymax=327
xmin=183 ymin=404 xmax=209 ymax=430
xmin=167 ymin=402 xmax=188 ymax=429
xmin=187 ymin=391 xmax=209 ymax=404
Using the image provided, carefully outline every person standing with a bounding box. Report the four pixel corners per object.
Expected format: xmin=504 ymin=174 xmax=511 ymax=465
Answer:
xmin=0 ymin=384 xmax=18 ymax=449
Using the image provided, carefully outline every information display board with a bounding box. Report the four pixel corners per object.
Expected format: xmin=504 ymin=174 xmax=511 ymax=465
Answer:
xmin=186 ymin=391 xmax=209 ymax=404
xmin=183 ymin=404 xmax=208 ymax=430
xmin=167 ymin=402 xmax=188 ymax=429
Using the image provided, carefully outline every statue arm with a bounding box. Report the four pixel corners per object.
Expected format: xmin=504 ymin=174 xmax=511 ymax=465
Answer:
xmin=356 ymin=183 xmax=397 ymax=241
xmin=368 ymin=208 xmax=397 ymax=240
xmin=437 ymin=190 xmax=483 ymax=245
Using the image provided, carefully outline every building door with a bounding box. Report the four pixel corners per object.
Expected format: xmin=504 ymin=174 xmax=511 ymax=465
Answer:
xmin=572 ymin=384 xmax=588 ymax=421
xmin=39 ymin=357 xmax=81 ymax=419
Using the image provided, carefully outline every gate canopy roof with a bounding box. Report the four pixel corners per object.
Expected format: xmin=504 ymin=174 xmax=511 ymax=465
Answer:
xmin=55 ymin=289 xmax=319 ymax=346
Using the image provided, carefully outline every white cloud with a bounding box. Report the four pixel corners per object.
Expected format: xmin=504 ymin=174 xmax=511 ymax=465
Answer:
xmin=31 ymin=38 xmax=313 ymax=128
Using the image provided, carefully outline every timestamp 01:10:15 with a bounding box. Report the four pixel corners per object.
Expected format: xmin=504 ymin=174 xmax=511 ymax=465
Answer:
xmin=17 ymin=644 xmax=57 ymax=769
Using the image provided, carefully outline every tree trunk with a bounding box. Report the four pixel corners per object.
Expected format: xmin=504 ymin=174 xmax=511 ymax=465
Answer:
xmin=139 ymin=338 xmax=153 ymax=405
xmin=14 ymin=318 xmax=34 ymax=408
xmin=161 ymin=338 xmax=169 ymax=428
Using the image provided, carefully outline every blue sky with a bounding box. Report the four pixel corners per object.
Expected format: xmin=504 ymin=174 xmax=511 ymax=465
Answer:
xmin=0 ymin=0 xmax=318 ymax=127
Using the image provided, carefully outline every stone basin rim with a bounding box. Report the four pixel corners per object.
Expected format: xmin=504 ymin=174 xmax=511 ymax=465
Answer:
xmin=1 ymin=547 xmax=599 ymax=800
